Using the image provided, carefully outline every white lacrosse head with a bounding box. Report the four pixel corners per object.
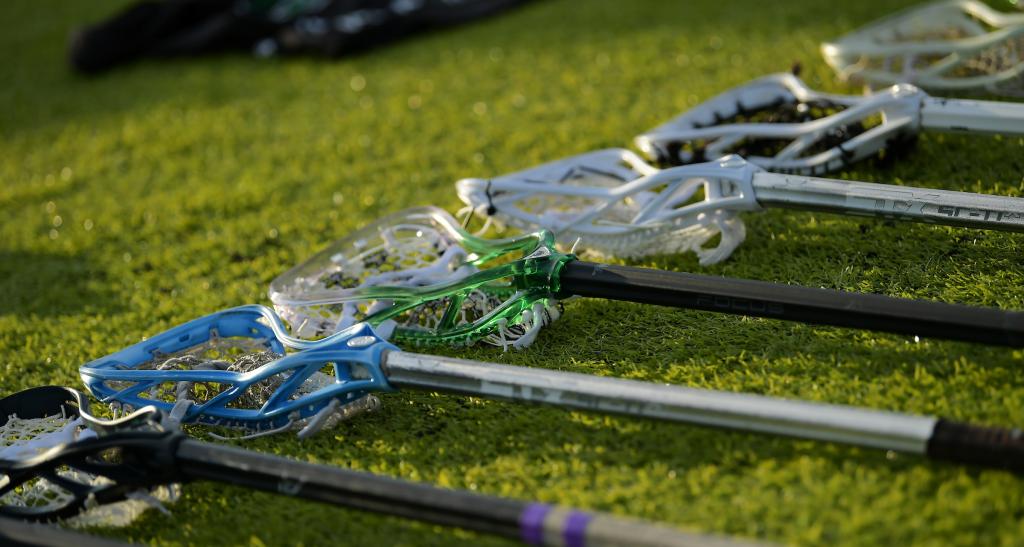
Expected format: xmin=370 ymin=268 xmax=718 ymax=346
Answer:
xmin=822 ymin=0 xmax=1024 ymax=96
xmin=0 ymin=411 xmax=176 ymax=527
xmin=634 ymin=73 xmax=927 ymax=175
xmin=456 ymin=149 xmax=762 ymax=265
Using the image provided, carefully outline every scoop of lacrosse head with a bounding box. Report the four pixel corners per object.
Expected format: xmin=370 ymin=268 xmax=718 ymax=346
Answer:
xmin=822 ymin=0 xmax=1024 ymax=96
xmin=80 ymin=305 xmax=396 ymax=438
xmin=635 ymin=72 xmax=926 ymax=175
xmin=456 ymin=149 xmax=758 ymax=265
xmin=0 ymin=386 xmax=176 ymax=523
xmin=269 ymin=206 xmax=570 ymax=349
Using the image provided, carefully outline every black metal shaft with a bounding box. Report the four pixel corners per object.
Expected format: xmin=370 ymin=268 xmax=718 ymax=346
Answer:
xmin=0 ymin=387 xmax=741 ymax=547
xmin=0 ymin=517 xmax=133 ymax=547
xmin=172 ymin=439 xmax=721 ymax=547
xmin=558 ymin=261 xmax=1024 ymax=347
xmin=174 ymin=439 xmax=524 ymax=539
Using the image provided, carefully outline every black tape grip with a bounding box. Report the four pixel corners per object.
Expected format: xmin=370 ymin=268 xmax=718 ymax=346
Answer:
xmin=927 ymin=419 xmax=1024 ymax=473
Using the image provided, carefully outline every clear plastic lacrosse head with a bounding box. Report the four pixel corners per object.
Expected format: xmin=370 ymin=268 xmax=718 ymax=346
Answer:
xmin=456 ymin=149 xmax=758 ymax=265
xmin=269 ymin=207 xmax=570 ymax=349
xmin=634 ymin=73 xmax=926 ymax=175
xmin=822 ymin=0 xmax=1024 ymax=96
xmin=0 ymin=386 xmax=177 ymax=526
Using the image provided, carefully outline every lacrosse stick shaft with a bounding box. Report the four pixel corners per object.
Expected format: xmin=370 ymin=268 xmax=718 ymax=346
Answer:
xmin=0 ymin=517 xmax=134 ymax=547
xmin=383 ymin=351 xmax=1024 ymax=472
xmin=920 ymin=97 xmax=1024 ymax=135
xmin=557 ymin=261 xmax=1024 ymax=347
xmin=173 ymin=439 xmax=731 ymax=547
xmin=751 ymin=172 xmax=1024 ymax=232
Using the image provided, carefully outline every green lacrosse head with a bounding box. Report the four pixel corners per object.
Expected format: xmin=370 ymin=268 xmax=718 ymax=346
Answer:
xmin=269 ymin=207 xmax=574 ymax=349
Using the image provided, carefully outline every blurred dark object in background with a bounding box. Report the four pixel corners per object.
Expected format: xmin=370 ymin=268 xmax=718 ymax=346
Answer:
xmin=69 ymin=0 xmax=529 ymax=75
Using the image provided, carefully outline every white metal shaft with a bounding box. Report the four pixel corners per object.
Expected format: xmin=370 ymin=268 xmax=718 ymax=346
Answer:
xmin=751 ymin=172 xmax=1024 ymax=232
xmin=382 ymin=351 xmax=938 ymax=454
xmin=920 ymin=96 xmax=1024 ymax=135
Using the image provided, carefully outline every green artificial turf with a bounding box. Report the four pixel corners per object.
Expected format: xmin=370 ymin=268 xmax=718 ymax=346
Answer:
xmin=3 ymin=0 xmax=1024 ymax=544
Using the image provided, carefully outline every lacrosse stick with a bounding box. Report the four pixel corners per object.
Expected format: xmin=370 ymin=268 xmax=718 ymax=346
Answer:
xmin=79 ymin=307 xmax=1024 ymax=473
xmin=455 ymin=149 xmax=1024 ymax=265
xmin=267 ymin=206 xmax=1024 ymax=349
xmin=634 ymin=72 xmax=1024 ymax=174
xmin=0 ymin=516 xmax=133 ymax=547
xmin=0 ymin=386 xmax=745 ymax=547
xmin=0 ymin=385 xmax=177 ymax=529
xmin=821 ymin=0 xmax=1024 ymax=96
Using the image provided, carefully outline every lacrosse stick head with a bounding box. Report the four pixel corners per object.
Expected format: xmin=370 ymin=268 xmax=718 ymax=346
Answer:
xmin=269 ymin=206 xmax=571 ymax=350
xmin=456 ymin=149 xmax=759 ymax=265
xmin=634 ymin=72 xmax=927 ymax=175
xmin=822 ymin=0 xmax=1024 ymax=96
xmin=0 ymin=386 xmax=177 ymax=524
xmin=80 ymin=305 xmax=397 ymax=437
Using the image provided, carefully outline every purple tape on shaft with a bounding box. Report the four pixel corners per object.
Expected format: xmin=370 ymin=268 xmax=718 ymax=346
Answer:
xmin=563 ymin=511 xmax=595 ymax=547
xmin=520 ymin=503 xmax=551 ymax=545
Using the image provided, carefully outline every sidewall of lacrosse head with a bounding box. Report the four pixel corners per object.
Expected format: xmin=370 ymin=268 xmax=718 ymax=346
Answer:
xmin=456 ymin=148 xmax=660 ymax=235
xmin=634 ymin=72 xmax=925 ymax=174
xmin=0 ymin=386 xmax=165 ymax=435
xmin=79 ymin=305 xmax=398 ymax=431
xmin=821 ymin=0 xmax=1024 ymax=94
xmin=0 ymin=386 xmax=99 ymax=466
xmin=0 ymin=386 xmax=85 ymax=426
xmin=457 ymin=148 xmax=757 ymax=265
xmin=269 ymin=206 xmax=568 ymax=349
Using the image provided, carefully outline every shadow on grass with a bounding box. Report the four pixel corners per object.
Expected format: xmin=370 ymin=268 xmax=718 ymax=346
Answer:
xmin=0 ymin=0 xmax=858 ymax=137
xmin=0 ymin=250 xmax=124 ymax=317
xmin=623 ymin=211 xmax=1024 ymax=284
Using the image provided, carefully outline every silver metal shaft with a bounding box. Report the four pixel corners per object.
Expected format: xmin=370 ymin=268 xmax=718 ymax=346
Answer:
xmin=920 ymin=96 xmax=1024 ymax=136
xmin=752 ymin=172 xmax=1024 ymax=232
xmin=382 ymin=351 xmax=938 ymax=454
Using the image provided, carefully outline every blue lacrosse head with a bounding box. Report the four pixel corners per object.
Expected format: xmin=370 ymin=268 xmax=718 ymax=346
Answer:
xmin=79 ymin=305 xmax=398 ymax=431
